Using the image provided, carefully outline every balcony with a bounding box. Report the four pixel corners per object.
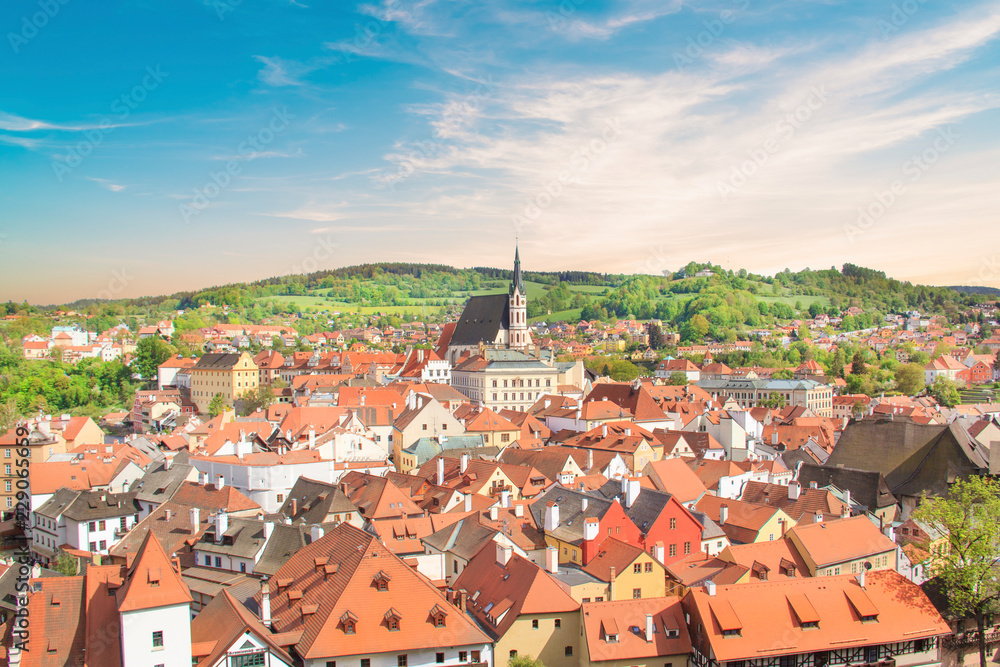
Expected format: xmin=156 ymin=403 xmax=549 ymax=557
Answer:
xmin=944 ymin=630 xmax=1000 ymax=649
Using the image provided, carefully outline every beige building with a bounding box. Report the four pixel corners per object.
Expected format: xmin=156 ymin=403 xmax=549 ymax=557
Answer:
xmin=190 ymin=352 xmax=259 ymax=414
xmin=452 ymin=349 xmax=561 ymax=412
xmin=787 ymin=514 xmax=898 ymax=576
xmin=696 ymin=378 xmax=834 ymax=417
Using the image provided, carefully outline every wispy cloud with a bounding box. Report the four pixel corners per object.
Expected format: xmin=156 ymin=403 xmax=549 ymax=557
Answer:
xmin=87 ymin=177 xmax=126 ymax=192
xmin=253 ymin=55 xmax=319 ymax=87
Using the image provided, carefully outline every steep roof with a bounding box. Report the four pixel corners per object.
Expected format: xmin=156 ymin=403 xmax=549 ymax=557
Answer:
xmin=454 ymin=547 xmax=579 ymax=639
xmin=826 ymin=420 xmax=987 ymax=498
xmin=740 ymin=481 xmax=846 ymax=521
xmin=116 ymin=530 xmax=193 ymax=613
xmin=644 ymin=458 xmax=708 ymax=504
xmin=582 ymin=537 xmax=650 ymax=582
xmin=18 ymin=576 xmax=86 ymax=667
xmin=191 ymin=590 xmax=294 ymax=667
xmin=450 ymin=294 xmax=510 ymax=346
xmin=264 ymin=523 xmax=489 ymax=659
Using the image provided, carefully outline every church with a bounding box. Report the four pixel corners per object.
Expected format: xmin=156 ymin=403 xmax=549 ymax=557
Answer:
xmin=437 ymin=245 xmax=533 ymax=364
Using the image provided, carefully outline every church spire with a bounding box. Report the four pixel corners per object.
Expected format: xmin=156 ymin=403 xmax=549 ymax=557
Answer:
xmin=511 ymin=242 xmax=525 ymax=296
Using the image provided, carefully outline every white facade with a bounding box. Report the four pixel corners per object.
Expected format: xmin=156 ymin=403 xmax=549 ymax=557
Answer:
xmin=68 ymin=512 xmax=137 ymax=554
xmin=210 ymin=633 xmax=294 ymax=667
xmin=120 ymin=603 xmax=193 ymax=667
xmin=304 ymin=644 xmax=493 ymax=667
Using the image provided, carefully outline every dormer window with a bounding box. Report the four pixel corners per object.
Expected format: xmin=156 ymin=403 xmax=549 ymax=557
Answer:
xmin=385 ymin=608 xmax=402 ymax=631
xmin=430 ymin=604 xmax=448 ymax=628
xmin=373 ymin=571 xmax=391 ymax=591
xmin=341 ymin=610 xmax=358 ymax=634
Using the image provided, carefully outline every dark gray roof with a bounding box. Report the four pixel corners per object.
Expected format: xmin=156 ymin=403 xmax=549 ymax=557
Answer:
xmin=253 ymin=523 xmax=309 ymax=577
xmin=826 ymin=420 xmax=988 ymax=499
xmin=130 ymin=459 xmax=195 ymax=503
xmin=35 ymin=488 xmax=83 ymax=518
xmin=595 ymin=480 xmax=675 ymax=534
xmin=795 ymin=462 xmax=897 ymax=512
xmin=62 ymin=490 xmax=140 ymax=522
xmin=450 ymin=294 xmax=509 ymax=346
xmin=277 ymin=477 xmax=357 ymax=525
xmin=529 ymin=486 xmax=612 ymax=545
xmin=197 ymin=518 xmax=269 ymax=559
xmin=422 ymin=518 xmax=499 ymax=561
xmin=0 ymin=565 xmax=62 ymax=613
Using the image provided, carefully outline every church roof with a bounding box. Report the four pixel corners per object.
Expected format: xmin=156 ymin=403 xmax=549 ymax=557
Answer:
xmin=450 ymin=294 xmax=510 ymax=347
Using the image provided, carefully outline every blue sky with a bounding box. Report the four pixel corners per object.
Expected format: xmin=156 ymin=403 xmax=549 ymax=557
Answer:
xmin=1 ymin=0 xmax=999 ymax=303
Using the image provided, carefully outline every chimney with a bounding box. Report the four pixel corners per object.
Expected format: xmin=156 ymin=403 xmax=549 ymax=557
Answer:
xmin=856 ymin=570 xmax=866 ymax=589
xmin=545 ymin=545 xmax=559 ymax=574
xmin=290 ymin=498 xmax=297 ymax=516
xmin=460 ymin=453 xmax=469 ymax=474
xmin=813 ymin=511 xmax=823 ymax=523
xmin=490 ymin=506 xmax=499 ymax=521
xmin=264 ymin=521 xmax=274 ymax=541
xmin=587 ymin=449 xmax=594 ymax=471
xmin=705 ymin=580 xmax=716 ymax=596
xmin=787 ymin=481 xmax=800 ymax=501
xmin=840 ymin=503 xmax=850 ymax=519
xmin=164 ymin=508 xmax=172 ymax=522
xmin=501 ymin=489 xmax=511 ymax=508
xmin=164 ymin=456 xmax=172 ymax=470
xmin=625 ymin=427 xmax=631 ymax=436
xmin=719 ymin=504 xmax=729 ymax=526
xmin=583 ymin=517 xmax=599 ymax=542
xmin=654 ymin=542 xmax=665 ymax=564
xmin=609 ymin=565 xmax=616 ymax=599
xmin=215 ymin=511 xmax=228 ymax=542
xmin=625 ymin=477 xmax=640 ymax=508
xmin=260 ymin=577 xmax=272 ymax=628
xmin=771 ymin=431 xmax=778 ymax=445
xmin=496 ymin=543 xmax=512 ymax=567
xmin=843 ymin=489 xmax=851 ymax=508
xmin=217 ymin=474 xmax=226 ymax=490
xmin=544 ymin=502 xmax=560 ymax=531
xmin=645 ymin=613 xmax=654 ymax=643
xmin=464 ymin=493 xmax=472 ymax=513
xmin=310 ymin=524 xmax=324 ymax=543
xmin=602 ymin=424 xmax=608 ymax=438
xmin=190 ymin=507 xmax=199 ymax=528
xmin=437 ymin=457 xmax=445 ymax=486
xmin=581 ymin=497 xmax=589 ymax=512
xmin=514 ymin=503 xmax=524 ymax=518
xmin=308 ymin=428 xmax=316 ymax=448
xmin=809 ymin=481 xmax=818 ymax=489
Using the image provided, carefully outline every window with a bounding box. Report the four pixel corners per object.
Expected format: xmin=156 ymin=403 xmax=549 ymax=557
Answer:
xmin=564 ymin=646 xmax=573 ymax=657
xmin=276 ymin=494 xmax=284 ymax=503
xmin=397 ymin=656 xmax=408 ymax=667
xmin=89 ymin=521 xmax=96 ymax=532
xmin=215 ymin=557 xmax=222 ymax=568
xmin=422 ymin=424 xmax=428 ymax=430
xmin=90 ymin=542 xmax=97 ymax=552
xmin=240 ymin=562 xmax=246 ymax=573
xmin=670 ymin=517 xmax=677 ymax=529
xmin=99 ymin=540 xmax=106 ymax=551
xmin=595 ymin=597 xmax=603 ymax=602
xmin=471 ymin=651 xmax=481 ymax=663
xmin=389 ymin=617 xmax=400 ymax=631
xmin=205 ymin=555 xmax=211 ymax=566
xmin=634 ymin=563 xmax=642 ymax=574
xmin=669 ymin=544 xmax=677 ymax=557
xmin=361 ymin=660 xmax=370 ymax=667
xmin=98 ymin=520 xmax=106 ymax=531
xmin=582 ymin=597 xmax=590 ymax=603
xmin=554 ymin=618 xmax=561 ymax=628
xmin=436 ymin=653 xmax=445 ymax=664
xmin=510 ymin=651 xmax=517 ymax=660
xmin=152 ymin=630 xmax=163 ymax=648
xmin=645 ymin=562 xmax=653 ymax=572
xmin=459 ymin=652 xmax=468 ymax=662
xmin=684 ymin=542 xmax=691 ymax=555
xmin=864 ymin=648 xmax=879 ymax=664
xmin=4 ymin=464 xmax=9 ymax=475
xmin=532 ymin=619 xmax=539 ymax=629
xmin=633 ymin=588 xmax=642 ymax=599
xmin=328 ymin=662 xmax=338 ymax=667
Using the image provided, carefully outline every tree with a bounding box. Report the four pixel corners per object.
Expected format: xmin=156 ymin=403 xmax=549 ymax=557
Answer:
xmin=894 ymin=363 xmax=925 ymax=396
xmin=665 ymin=371 xmax=689 ymax=386
xmin=851 ymin=350 xmax=867 ymax=376
xmin=208 ymin=393 xmax=227 ymax=417
xmin=134 ymin=336 xmax=175 ymax=382
xmin=830 ymin=348 xmax=846 ymax=378
xmin=681 ymin=314 xmax=710 ymax=342
xmin=914 ymin=476 xmax=1000 ymax=667
xmin=52 ymin=550 xmax=78 ymax=576
xmin=0 ymin=398 xmax=20 ymax=433
xmin=509 ymin=657 xmax=546 ymax=667
xmin=931 ymin=377 xmax=961 ymax=407
xmin=235 ymin=385 xmax=275 ymax=416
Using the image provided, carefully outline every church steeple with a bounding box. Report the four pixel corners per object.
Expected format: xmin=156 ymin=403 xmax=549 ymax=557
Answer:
xmin=510 ymin=242 xmax=525 ymax=297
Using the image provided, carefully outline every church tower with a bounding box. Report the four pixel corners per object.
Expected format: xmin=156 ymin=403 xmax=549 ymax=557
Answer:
xmin=508 ymin=244 xmax=530 ymax=349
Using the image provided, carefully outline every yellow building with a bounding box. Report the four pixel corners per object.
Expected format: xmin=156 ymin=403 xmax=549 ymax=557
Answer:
xmin=787 ymin=514 xmax=898 ymax=576
xmin=189 ymin=352 xmax=259 ymax=414
xmin=582 ymin=538 xmax=667 ymax=600
xmin=454 ymin=545 xmax=582 ymax=667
